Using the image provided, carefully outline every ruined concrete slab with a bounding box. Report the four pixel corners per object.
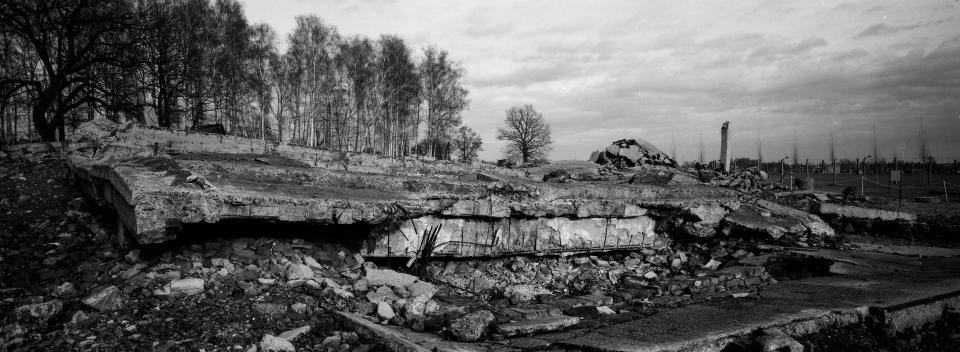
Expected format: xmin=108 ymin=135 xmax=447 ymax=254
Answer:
xmin=67 ymin=120 xmax=834 ymax=254
xmin=548 ymin=250 xmax=960 ymax=352
xmin=815 ymin=203 xmax=917 ymax=222
xmin=496 ymin=315 xmax=582 ymax=337
xmin=335 ymin=312 xmax=431 ymax=352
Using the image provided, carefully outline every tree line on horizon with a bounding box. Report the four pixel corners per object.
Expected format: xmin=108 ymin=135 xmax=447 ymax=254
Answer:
xmin=0 ymin=0 xmax=485 ymax=162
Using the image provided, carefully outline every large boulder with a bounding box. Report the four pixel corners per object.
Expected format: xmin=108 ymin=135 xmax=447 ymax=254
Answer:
xmin=170 ymin=278 xmax=205 ymax=296
xmin=14 ymin=300 xmax=63 ymax=326
xmin=286 ymin=264 xmax=314 ymax=281
xmin=448 ymin=310 xmax=495 ymax=342
xmin=83 ymin=285 xmax=123 ymax=312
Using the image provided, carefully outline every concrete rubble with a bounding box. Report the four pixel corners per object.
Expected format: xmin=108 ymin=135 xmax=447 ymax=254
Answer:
xmin=64 ymin=120 xmax=834 ymax=259
xmin=496 ymin=315 xmax=581 ymax=337
xmin=589 ymin=138 xmax=678 ymax=168
xmin=815 ymin=203 xmax=918 ymax=222
xmin=4 ymin=125 xmax=960 ymax=352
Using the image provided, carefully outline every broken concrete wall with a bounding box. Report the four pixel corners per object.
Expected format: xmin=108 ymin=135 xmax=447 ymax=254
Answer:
xmin=374 ymin=215 xmax=662 ymax=257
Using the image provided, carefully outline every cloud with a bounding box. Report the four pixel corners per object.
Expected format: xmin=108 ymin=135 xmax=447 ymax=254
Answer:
xmin=239 ymin=0 xmax=960 ymax=161
xmin=855 ymin=18 xmax=952 ymax=39
xmin=856 ymin=23 xmax=915 ymax=38
xmin=745 ymin=36 xmax=827 ymax=64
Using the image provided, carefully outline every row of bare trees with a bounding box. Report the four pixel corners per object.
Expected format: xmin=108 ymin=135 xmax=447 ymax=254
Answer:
xmin=0 ymin=0 xmax=480 ymax=160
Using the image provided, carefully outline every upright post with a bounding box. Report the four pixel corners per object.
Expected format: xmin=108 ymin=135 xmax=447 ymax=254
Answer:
xmin=898 ymin=178 xmax=903 ymax=209
xmin=945 ymin=180 xmax=950 ymax=203
xmin=860 ymin=175 xmax=866 ymax=196
xmin=780 ymin=160 xmax=785 ymax=183
xmin=887 ymin=172 xmax=891 ymax=199
xmin=720 ymin=121 xmax=732 ymax=173
xmin=832 ymin=160 xmax=837 ymax=185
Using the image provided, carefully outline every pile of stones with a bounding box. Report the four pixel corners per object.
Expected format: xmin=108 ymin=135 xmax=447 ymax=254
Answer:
xmin=710 ymin=167 xmax=778 ymax=191
xmin=589 ymin=139 xmax=678 ymax=168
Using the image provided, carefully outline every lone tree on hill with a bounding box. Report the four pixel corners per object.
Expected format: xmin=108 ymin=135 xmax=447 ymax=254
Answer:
xmin=496 ymin=104 xmax=552 ymax=164
xmin=451 ymin=125 xmax=482 ymax=163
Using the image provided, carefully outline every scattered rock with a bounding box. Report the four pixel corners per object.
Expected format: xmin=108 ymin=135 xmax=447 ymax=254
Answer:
xmin=169 ymin=278 xmax=205 ymax=296
xmin=320 ymin=334 xmax=342 ymax=349
xmin=14 ymin=300 xmax=63 ymax=325
xmin=53 ymin=282 xmax=77 ymax=298
xmin=260 ymin=334 xmax=295 ymax=352
xmin=353 ymin=278 xmax=369 ymax=292
xmin=449 ymin=310 xmax=495 ymax=342
xmin=377 ymin=301 xmax=396 ymax=320
xmin=302 ymin=255 xmax=323 ymax=269
xmin=68 ymin=311 xmax=92 ymax=326
xmin=330 ymin=287 xmax=354 ymax=299
xmin=404 ymin=280 xmax=438 ymax=317
xmin=286 ymin=264 xmax=314 ymax=281
xmin=279 ymin=325 xmax=311 ymax=341
xmin=291 ymin=302 xmax=308 ymax=314
xmin=83 ymin=285 xmax=122 ymax=312
xmin=596 ymin=306 xmax=616 ymax=315
xmin=364 ymin=268 xmax=417 ymax=288
xmin=504 ymin=284 xmax=551 ymax=305
xmin=366 ymin=286 xmax=400 ymax=304
xmin=254 ymin=303 xmax=289 ymax=316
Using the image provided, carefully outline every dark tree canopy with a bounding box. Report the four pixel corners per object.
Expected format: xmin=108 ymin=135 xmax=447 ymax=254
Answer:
xmin=496 ymin=104 xmax=552 ymax=164
xmin=0 ymin=0 xmax=476 ymax=158
xmin=0 ymin=0 xmax=138 ymax=141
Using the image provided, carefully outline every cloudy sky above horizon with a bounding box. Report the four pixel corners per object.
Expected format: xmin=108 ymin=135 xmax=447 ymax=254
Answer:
xmin=240 ymin=0 xmax=960 ymax=162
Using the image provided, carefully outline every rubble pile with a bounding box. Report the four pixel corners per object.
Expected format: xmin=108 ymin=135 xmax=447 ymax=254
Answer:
xmin=709 ymin=167 xmax=778 ymax=192
xmin=589 ymin=138 xmax=678 ymax=168
xmin=62 ymin=119 xmax=836 ymax=258
xmin=414 ymin=237 xmax=777 ymax=337
xmin=1 ymin=146 xmax=835 ymax=351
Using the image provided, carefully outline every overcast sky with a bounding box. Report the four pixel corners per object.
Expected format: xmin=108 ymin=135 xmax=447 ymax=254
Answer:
xmin=240 ymin=0 xmax=960 ymax=162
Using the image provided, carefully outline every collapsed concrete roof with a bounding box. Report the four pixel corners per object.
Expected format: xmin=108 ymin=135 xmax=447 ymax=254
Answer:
xmin=67 ymin=120 xmax=834 ymax=258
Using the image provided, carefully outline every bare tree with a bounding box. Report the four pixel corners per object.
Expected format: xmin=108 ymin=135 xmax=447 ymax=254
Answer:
xmin=250 ymin=24 xmax=276 ymax=140
xmin=496 ymin=104 xmax=552 ymax=164
xmin=0 ymin=0 xmax=139 ymax=141
xmin=419 ymin=46 xmax=469 ymax=159
xmin=338 ymin=37 xmax=375 ymax=152
xmin=377 ymin=35 xmax=420 ymax=157
xmin=452 ymin=125 xmax=482 ymax=163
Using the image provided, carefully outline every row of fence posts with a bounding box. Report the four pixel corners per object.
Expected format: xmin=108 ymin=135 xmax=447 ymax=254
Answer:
xmin=777 ymin=168 xmax=953 ymax=208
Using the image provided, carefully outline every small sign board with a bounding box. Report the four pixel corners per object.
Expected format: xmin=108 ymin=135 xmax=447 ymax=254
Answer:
xmin=890 ymin=170 xmax=902 ymax=183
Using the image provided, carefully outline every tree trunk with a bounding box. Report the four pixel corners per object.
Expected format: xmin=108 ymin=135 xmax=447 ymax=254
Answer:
xmin=32 ymin=98 xmax=59 ymax=141
xmin=13 ymin=103 xmax=18 ymax=143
